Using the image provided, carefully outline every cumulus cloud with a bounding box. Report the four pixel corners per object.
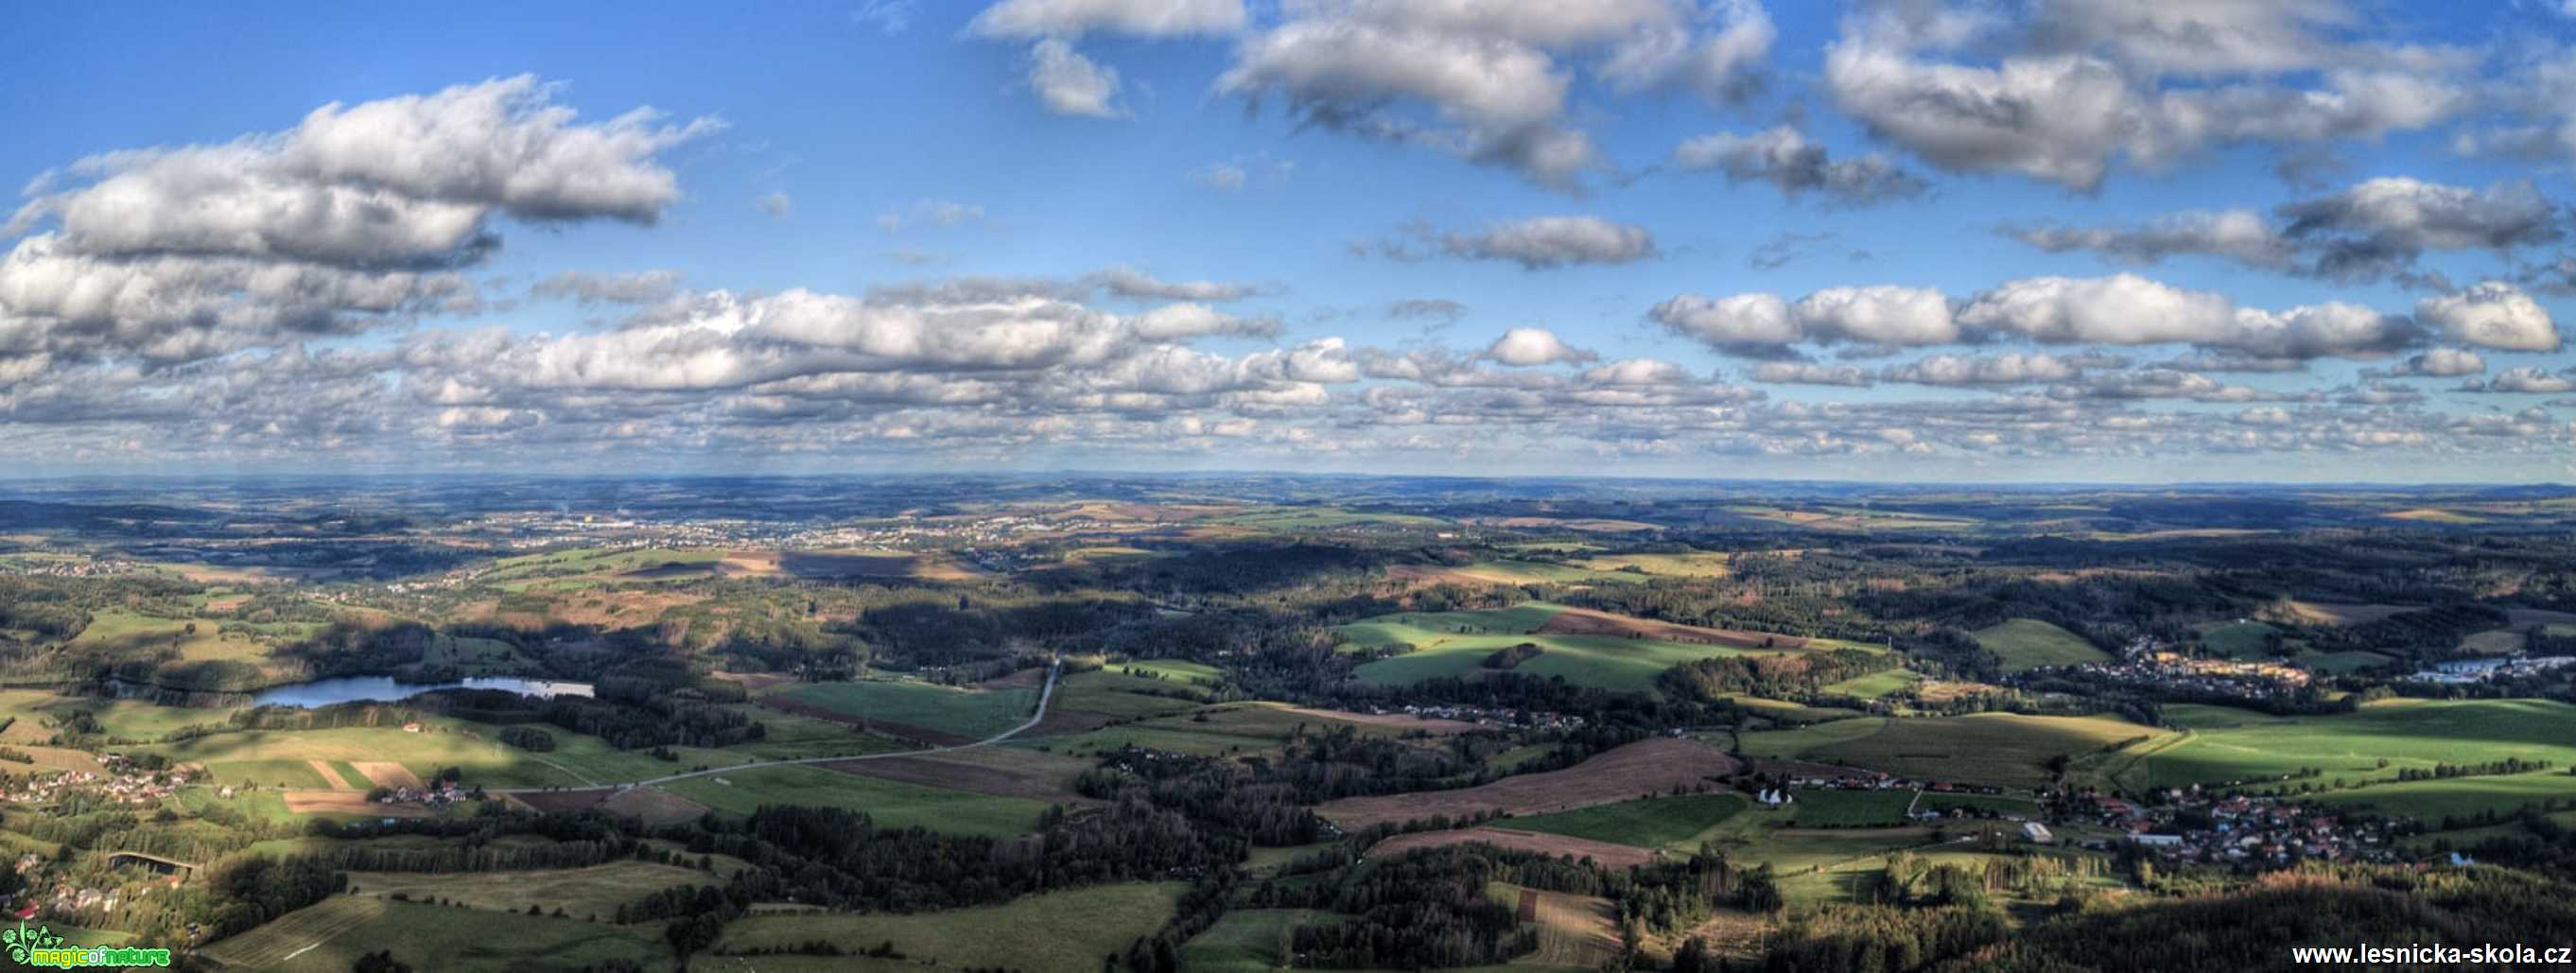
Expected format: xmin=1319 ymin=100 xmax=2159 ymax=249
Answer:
xmin=1026 ymin=39 xmax=1125 ymax=117
xmin=1217 ymin=0 xmax=1772 ymax=189
xmin=2463 ymin=366 xmax=2576 ymax=394
xmin=967 ymin=0 xmax=1245 ymax=40
xmin=2011 ymin=178 xmax=2565 ymax=285
xmin=1394 ymin=216 xmax=1658 ymax=269
xmin=9 ymin=75 xmax=711 ymax=269
xmin=2414 ymin=281 xmax=2562 ymax=352
xmin=2010 ymin=210 xmax=2295 ymax=269
xmin=531 ymin=269 xmax=685 ymax=305
xmin=1822 ymin=2 xmax=2469 ymax=191
xmin=1087 ymin=267 xmax=1260 ymax=302
xmin=1671 ymin=126 xmax=1928 ymax=206
xmin=967 ymin=0 xmax=1246 ymax=118
xmin=0 ymin=78 xmax=718 ymax=371
xmin=2387 ymin=347 xmax=2486 ymax=377
xmin=1880 ymin=352 xmax=2088 ymax=386
xmin=1751 ymin=361 xmax=1872 ymax=386
xmin=1653 ymin=286 xmax=1957 ymax=350
xmin=1484 ymin=327 xmax=1597 ymax=366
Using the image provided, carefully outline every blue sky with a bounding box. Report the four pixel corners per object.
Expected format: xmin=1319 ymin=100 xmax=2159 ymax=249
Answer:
xmin=4 ymin=0 xmax=2575 ymax=480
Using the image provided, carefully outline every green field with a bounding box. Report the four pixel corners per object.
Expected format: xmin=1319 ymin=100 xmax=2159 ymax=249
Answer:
xmin=347 ymin=860 xmax=720 ymax=920
xmin=1032 ymin=701 xmax=1415 ymax=758
xmin=141 ymin=720 xmax=719 ymax=791
xmin=1820 ymin=669 xmax=1919 ymax=699
xmin=1183 ymin=908 xmax=1333 ymax=972
xmin=1110 ymin=658 xmax=1222 ymax=685
xmin=1510 ymin=792 xmax=1749 ymax=849
xmin=1726 ymin=695 xmax=1864 ymax=725
xmin=1050 ymin=669 xmax=1210 ymax=720
xmin=226 ymin=897 xmax=670 ymax=972
xmin=1786 ymin=788 xmax=1916 ymax=827
xmin=1916 ymin=791 xmax=2044 ymax=818
xmin=770 ymin=680 xmax=1035 ymax=738
xmin=2196 ymin=620 xmax=2280 ymax=659
xmin=2290 ymin=650 xmax=2393 ymax=674
xmin=1969 ymin=619 xmax=2111 ymax=672
xmin=1572 ymin=551 xmax=1733 ymax=578
xmin=1339 ymin=603 xmax=1769 ymax=692
xmin=1747 ymin=713 xmax=2162 ymax=790
xmin=660 ymin=764 xmax=1053 ymax=837
xmin=714 ymin=881 xmax=1181 ymax=970
xmin=2312 ymin=770 xmax=2576 ymax=823
xmin=1449 ymin=560 xmax=1645 ymax=585
xmin=2125 ymin=699 xmax=2576 ymax=792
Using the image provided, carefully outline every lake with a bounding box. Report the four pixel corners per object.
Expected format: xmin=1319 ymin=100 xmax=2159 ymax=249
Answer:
xmin=249 ymin=675 xmax=595 ymax=708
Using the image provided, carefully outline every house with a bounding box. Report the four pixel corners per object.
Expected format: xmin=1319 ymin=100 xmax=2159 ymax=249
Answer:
xmin=2131 ymin=833 xmax=2184 ymax=847
xmin=2022 ymin=822 xmax=2054 ymax=844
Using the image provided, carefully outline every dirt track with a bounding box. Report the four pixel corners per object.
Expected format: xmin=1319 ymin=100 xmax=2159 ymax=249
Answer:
xmin=1317 ymin=738 xmax=1740 ymax=828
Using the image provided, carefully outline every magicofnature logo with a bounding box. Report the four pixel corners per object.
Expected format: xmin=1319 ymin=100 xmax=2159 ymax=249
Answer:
xmin=3 ymin=922 xmax=169 ymax=968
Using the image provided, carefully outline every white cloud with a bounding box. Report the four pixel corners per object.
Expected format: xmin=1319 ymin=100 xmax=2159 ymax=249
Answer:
xmin=2389 ymin=347 xmax=2486 ymax=377
xmin=1751 ymin=361 xmax=1872 ymax=386
xmin=1087 ymin=267 xmax=1260 ymax=302
xmin=1027 ymin=39 xmax=1124 ymax=117
xmin=968 ymin=0 xmax=1245 ymax=40
xmin=1217 ymin=1 xmax=1771 ymax=189
xmin=531 ymin=269 xmax=684 ymax=305
xmin=1429 ymin=216 xmax=1657 ymax=269
xmin=2414 ymin=282 xmax=2563 ymax=352
xmin=2467 ymin=366 xmax=2576 ymax=394
xmin=1671 ymin=126 xmax=1927 ymax=206
xmin=2010 ymin=209 xmax=2294 ymax=269
xmin=1880 ymin=353 xmax=2086 ymax=386
xmin=1653 ymin=285 xmax=1956 ymax=347
xmin=1821 ymin=2 xmax=2468 ymax=190
xmin=1485 ymin=327 xmax=1597 ymax=366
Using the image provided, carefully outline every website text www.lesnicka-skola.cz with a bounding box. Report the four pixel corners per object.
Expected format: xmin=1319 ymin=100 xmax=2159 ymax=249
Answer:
xmin=2291 ymin=944 xmax=2573 ymax=965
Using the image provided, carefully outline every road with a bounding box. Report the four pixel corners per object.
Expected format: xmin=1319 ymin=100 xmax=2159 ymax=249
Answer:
xmin=493 ymin=658 xmax=1061 ymax=795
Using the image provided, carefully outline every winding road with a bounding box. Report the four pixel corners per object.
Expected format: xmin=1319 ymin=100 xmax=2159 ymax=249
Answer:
xmin=493 ymin=657 xmax=1061 ymax=795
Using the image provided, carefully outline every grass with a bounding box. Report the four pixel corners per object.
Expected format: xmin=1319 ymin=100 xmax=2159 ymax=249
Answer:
xmin=714 ymin=881 xmax=1182 ymax=970
xmin=659 ymin=764 xmax=1053 ymax=837
xmin=1747 ymin=713 xmax=2163 ymax=790
xmin=1050 ymin=670 xmax=1209 ymax=720
xmin=2291 ymin=650 xmax=2393 ymax=674
xmin=1785 ymin=789 xmax=1916 ymax=827
xmin=218 ymin=896 xmax=670 ymax=972
xmin=64 ymin=609 xmax=299 ymax=690
xmin=1820 ymin=669 xmax=1919 ymax=699
xmin=771 ymin=680 xmax=1035 ymax=738
xmin=2123 ymin=699 xmax=2576 ymax=792
xmin=346 ymin=860 xmax=721 ymax=920
xmin=1510 ymin=792 xmax=1749 ymax=850
xmin=1572 ymin=551 xmax=1734 ymax=578
xmin=1448 ymin=560 xmax=1644 ymax=585
xmin=1183 ymin=908 xmax=1332 ymax=972
xmin=2311 ymin=770 xmax=2576 ymax=823
xmin=1916 ymin=791 xmax=2044 ymax=817
xmin=2196 ymin=621 xmax=2280 ymax=659
xmin=1969 ymin=619 xmax=2111 ymax=672
xmin=1033 ymin=702 xmax=1406 ymax=758
xmin=1339 ymin=604 xmax=1769 ymax=692
xmin=1111 ymin=658 xmax=1223 ymax=685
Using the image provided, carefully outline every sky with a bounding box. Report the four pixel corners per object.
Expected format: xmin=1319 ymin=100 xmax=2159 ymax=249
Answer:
xmin=4 ymin=0 xmax=2576 ymax=482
